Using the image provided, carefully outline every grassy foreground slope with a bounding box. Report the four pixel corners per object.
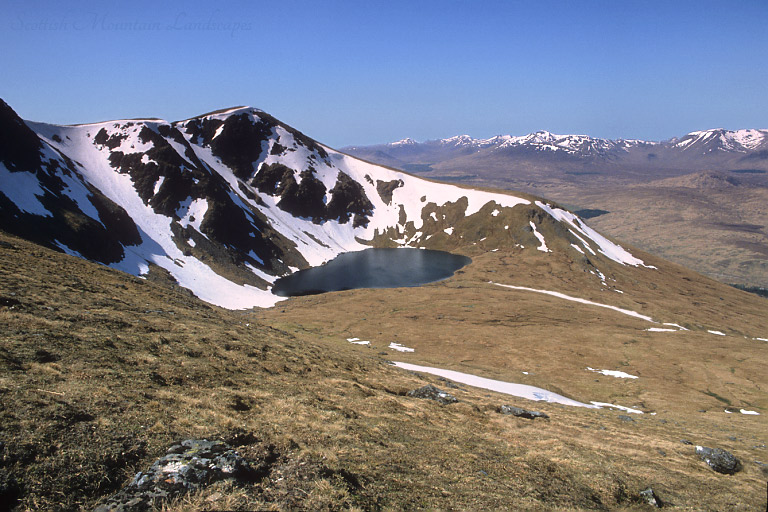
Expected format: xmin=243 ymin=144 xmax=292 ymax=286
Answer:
xmin=1 ymin=229 xmax=766 ymax=510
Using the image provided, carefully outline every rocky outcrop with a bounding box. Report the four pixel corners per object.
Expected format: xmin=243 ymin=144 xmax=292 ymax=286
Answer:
xmin=407 ymin=385 xmax=458 ymax=404
xmin=94 ymin=439 xmax=254 ymax=512
xmin=639 ymin=487 xmax=663 ymax=508
xmin=497 ymin=405 xmax=549 ymax=419
xmin=695 ymin=445 xmax=742 ymax=475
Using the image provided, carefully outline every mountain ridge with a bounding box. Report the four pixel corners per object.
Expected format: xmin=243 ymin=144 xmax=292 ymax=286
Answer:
xmin=1 ymin=98 xmax=654 ymax=310
xmin=348 ymin=127 xmax=768 ymax=155
xmin=342 ymin=128 xmax=768 ymax=175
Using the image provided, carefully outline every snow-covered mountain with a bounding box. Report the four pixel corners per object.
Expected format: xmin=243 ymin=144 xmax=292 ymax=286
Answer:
xmin=392 ymin=128 xmax=768 ymax=155
xmin=434 ymin=131 xmax=653 ymax=156
xmin=346 ymin=131 xmax=654 ymax=158
xmin=342 ymin=128 xmax=768 ymax=170
xmin=670 ymin=128 xmax=768 ymax=154
xmin=0 ymin=99 xmax=653 ymax=309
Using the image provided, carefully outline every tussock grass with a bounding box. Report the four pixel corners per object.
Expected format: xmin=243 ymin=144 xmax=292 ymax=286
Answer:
xmin=1 ymin=230 xmax=766 ymax=510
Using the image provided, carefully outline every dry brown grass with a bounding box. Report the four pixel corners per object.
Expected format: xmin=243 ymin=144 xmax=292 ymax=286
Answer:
xmin=1 ymin=230 xmax=767 ymax=511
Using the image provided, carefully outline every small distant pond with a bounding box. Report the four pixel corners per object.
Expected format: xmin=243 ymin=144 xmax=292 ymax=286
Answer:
xmin=272 ymin=248 xmax=471 ymax=297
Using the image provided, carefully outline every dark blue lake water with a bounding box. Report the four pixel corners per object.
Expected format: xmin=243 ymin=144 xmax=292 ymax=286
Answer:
xmin=271 ymin=248 xmax=471 ymax=297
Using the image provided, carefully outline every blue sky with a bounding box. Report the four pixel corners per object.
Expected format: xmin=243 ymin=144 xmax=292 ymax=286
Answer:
xmin=2 ymin=0 xmax=767 ymax=146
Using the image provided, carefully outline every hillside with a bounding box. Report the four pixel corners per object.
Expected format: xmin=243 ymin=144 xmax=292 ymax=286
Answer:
xmin=2 ymin=229 xmax=767 ymax=510
xmin=2 ymin=98 xmax=678 ymax=310
xmin=343 ymin=132 xmax=768 ymax=289
xmin=1 ymin=100 xmax=767 ymax=510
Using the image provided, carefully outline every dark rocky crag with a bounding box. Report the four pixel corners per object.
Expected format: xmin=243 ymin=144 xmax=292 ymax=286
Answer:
xmin=0 ymin=100 xmax=142 ymax=264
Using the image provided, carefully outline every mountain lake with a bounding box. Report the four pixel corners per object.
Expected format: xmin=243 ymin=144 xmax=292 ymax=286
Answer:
xmin=271 ymin=248 xmax=471 ymax=297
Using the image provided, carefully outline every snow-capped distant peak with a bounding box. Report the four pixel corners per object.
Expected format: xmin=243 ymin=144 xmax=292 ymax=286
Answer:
xmin=439 ymin=134 xmax=477 ymax=147
xmin=389 ymin=137 xmax=418 ymax=147
xmin=674 ymin=128 xmax=768 ymax=152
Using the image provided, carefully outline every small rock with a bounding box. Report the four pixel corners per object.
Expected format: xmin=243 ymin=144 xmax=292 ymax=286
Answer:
xmin=681 ymin=439 xmax=693 ymax=445
xmin=618 ymin=415 xmax=635 ymax=422
xmin=407 ymin=385 xmax=458 ymax=404
xmin=695 ymin=445 xmax=742 ymax=475
xmin=639 ymin=487 xmax=663 ymax=508
xmin=497 ymin=405 xmax=549 ymax=419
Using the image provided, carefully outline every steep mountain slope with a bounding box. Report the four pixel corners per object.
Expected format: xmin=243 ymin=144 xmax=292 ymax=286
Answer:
xmin=2 ymin=99 xmax=657 ymax=309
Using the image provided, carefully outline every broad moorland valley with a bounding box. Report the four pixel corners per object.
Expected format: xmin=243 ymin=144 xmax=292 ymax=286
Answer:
xmin=0 ymin=97 xmax=766 ymax=510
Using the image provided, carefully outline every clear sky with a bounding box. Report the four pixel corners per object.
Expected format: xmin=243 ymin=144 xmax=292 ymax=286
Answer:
xmin=2 ymin=0 xmax=767 ymax=147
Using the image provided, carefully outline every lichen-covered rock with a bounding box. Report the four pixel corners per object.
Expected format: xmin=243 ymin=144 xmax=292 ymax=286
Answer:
xmin=94 ymin=439 xmax=254 ymax=511
xmin=497 ymin=405 xmax=549 ymax=419
xmin=639 ymin=487 xmax=663 ymax=508
xmin=695 ymin=445 xmax=742 ymax=475
xmin=407 ymin=385 xmax=458 ymax=404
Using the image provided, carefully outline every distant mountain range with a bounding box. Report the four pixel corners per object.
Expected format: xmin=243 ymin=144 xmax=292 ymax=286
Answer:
xmin=342 ymin=128 xmax=768 ymax=291
xmin=1 ymin=99 xmax=657 ymax=310
xmin=342 ymin=128 xmax=768 ymax=180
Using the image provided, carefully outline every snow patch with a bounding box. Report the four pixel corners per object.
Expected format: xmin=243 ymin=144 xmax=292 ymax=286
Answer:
xmin=587 ymin=367 xmax=638 ymax=379
xmin=537 ymin=201 xmax=650 ymax=267
xmin=590 ymin=402 xmax=643 ymax=414
xmin=490 ymin=282 xmax=655 ymax=323
xmin=529 ymin=221 xmax=550 ymax=253
xmin=391 ymin=362 xmax=596 ymax=408
xmin=177 ymin=198 xmax=208 ymax=233
xmin=663 ymin=323 xmax=689 ymax=331
xmin=389 ymin=342 xmax=415 ymax=353
xmin=153 ymin=176 xmax=165 ymax=195
xmin=0 ymin=163 xmax=53 ymax=217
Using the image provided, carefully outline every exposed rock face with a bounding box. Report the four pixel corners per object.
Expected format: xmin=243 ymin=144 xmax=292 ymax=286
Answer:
xmin=94 ymin=439 xmax=254 ymax=512
xmin=0 ymin=102 xmax=142 ymax=264
xmin=376 ymin=179 xmax=404 ymax=205
xmin=695 ymin=445 xmax=742 ymax=475
xmin=407 ymin=385 xmax=458 ymax=404
xmin=639 ymin=487 xmax=663 ymax=508
xmin=0 ymin=99 xmax=43 ymax=171
xmin=497 ymin=405 xmax=549 ymax=419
